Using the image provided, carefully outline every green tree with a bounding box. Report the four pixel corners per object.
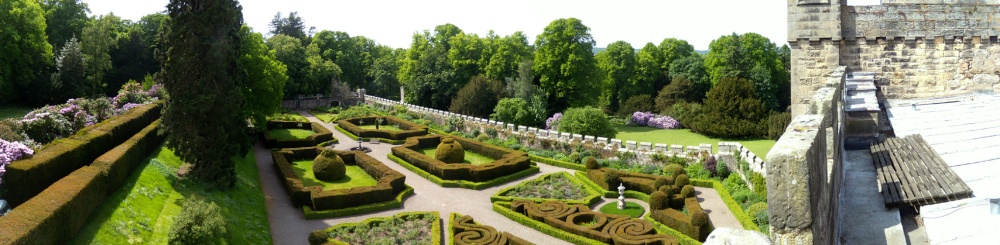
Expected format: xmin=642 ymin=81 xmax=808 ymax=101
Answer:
xmin=269 ymin=11 xmax=308 ymax=41
xmin=558 ymin=106 xmax=617 ymax=138
xmin=654 ymin=76 xmax=704 ymax=114
xmin=304 ymin=42 xmax=342 ymax=93
xmin=267 ymin=34 xmax=308 ymax=97
xmin=448 ymin=32 xmax=485 ymax=90
xmin=159 ymin=0 xmax=250 ymax=189
xmin=595 ymin=41 xmax=640 ymax=115
xmin=635 ymin=42 xmax=667 ymax=95
xmin=41 ymin=0 xmax=89 ymax=51
xmin=107 ymin=13 xmax=166 ymax=95
xmin=398 ymin=26 xmax=459 ymax=109
xmin=365 ymin=46 xmax=402 ymax=100
xmin=0 ymin=0 xmax=54 ymax=104
xmin=668 ymin=55 xmax=710 ymax=96
xmin=483 ymin=31 xmax=532 ymax=81
xmin=690 ymin=78 xmax=768 ymax=138
xmin=533 ymin=18 xmax=600 ymax=114
xmin=448 ymin=76 xmax=504 ymax=118
xmin=81 ymin=14 xmax=124 ymax=97
xmin=658 ymin=38 xmax=696 ymax=76
xmin=239 ymin=25 xmax=288 ymax=131
xmin=491 ymin=98 xmax=534 ymax=126
xmin=705 ymin=33 xmax=788 ymax=111
xmin=52 ymin=37 xmax=87 ymax=101
xmin=505 ymin=60 xmax=547 ymax=126
xmin=310 ymin=30 xmax=363 ymax=88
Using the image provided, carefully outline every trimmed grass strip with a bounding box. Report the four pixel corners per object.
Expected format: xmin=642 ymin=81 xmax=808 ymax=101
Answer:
xmin=268 ymin=128 xmax=315 ymax=140
xmin=419 ymin=147 xmax=495 ymax=165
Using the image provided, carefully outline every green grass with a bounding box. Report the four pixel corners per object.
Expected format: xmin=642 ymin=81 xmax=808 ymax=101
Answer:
xmin=357 ymin=124 xmax=404 ymax=131
xmin=0 ymin=105 xmax=31 ymax=119
xmin=599 ymin=201 xmax=645 ymax=218
xmin=268 ymin=128 xmax=314 ymax=140
xmin=420 ymin=148 xmax=495 ymax=165
xmin=70 ymin=145 xmax=272 ymax=245
xmin=310 ymin=111 xmax=336 ymax=123
xmin=290 ymin=160 xmax=378 ymax=190
xmin=268 ymin=112 xmax=308 ymax=122
xmin=612 ymin=124 xmax=776 ymax=160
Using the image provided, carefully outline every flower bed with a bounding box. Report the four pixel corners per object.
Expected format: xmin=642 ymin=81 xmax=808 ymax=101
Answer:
xmin=261 ymin=121 xmax=334 ymax=148
xmin=491 ymin=172 xmax=602 ymax=206
xmin=309 ymin=212 xmax=440 ymax=245
xmin=391 ymin=135 xmax=533 ymax=183
xmin=450 ymin=212 xmax=533 ymax=245
xmin=271 ymin=147 xmax=406 ymax=213
xmin=337 ymin=115 xmax=427 ymax=141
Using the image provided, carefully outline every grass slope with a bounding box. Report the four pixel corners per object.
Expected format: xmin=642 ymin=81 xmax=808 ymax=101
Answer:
xmin=268 ymin=128 xmax=314 ymax=140
xmin=612 ymin=124 xmax=776 ymax=160
xmin=0 ymin=105 xmax=30 ymax=119
xmin=310 ymin=112 xmax=336 ymax=123
xmin=420 ymin=148 xmax=495 ymax=165
xmin=290 ymin=160 xmax=378 ymax=190
xmin=70 ymin=145 xmax=272 ymax=245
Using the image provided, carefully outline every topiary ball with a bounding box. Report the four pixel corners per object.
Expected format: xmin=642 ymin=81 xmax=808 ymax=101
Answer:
xmin=665 ymin=164 xmax=686 ymax=179
xmin=658 ymin=185 xmax=670 ymax=195
xmin=584 ymin=156 xmax=600 ymax=170
xmin=313 ymin=148 xmax=346 ymax=181
xmin=746 ymin=202 xmax=769 ymax=218
xmin=650 ymin=191 xmax=668 ymax=211
xmin=435 ymin=137 xmax=465 ymax=163
xmin=674 ymin=174 xmax=690 ymax=188
xmin=654 ymin=176 xmax=669 ymax=189
xmin=691 ymin=209 xmax=709 ymax=226
xmin=681 ymin=185 xmax=695 ymax=198
xmin=308 ymin=230 xmax=329 ymax=245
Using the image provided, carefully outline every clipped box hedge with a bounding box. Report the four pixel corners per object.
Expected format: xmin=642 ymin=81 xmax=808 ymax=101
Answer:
xmin=490 ymin=171 xmax=603 ymax=206
xmin=337 ymin=115 xmax=428 ymax=141
xmin=0 ymin=118 xmax=164 ymax=244
xmin=450 ymin=212 xmax=535 ymax=245
xmin=3 ymin=102 xmax=162 ymax=206
xmin=261 ymin=120 xmax=334 ymax=148
xmin=310 ymin=211 xmax=442 ymax=245
xmin=391 ymin=135 xmax=532 ymax=182
xmin=387 ymin=154 xmax=539 ymax=190
xmin=651 ymin=198 xmax=712 ymax=242
xmin=271 ymin=147 xmax=406 ymax=211
xmin=501 ymin=200 xmax=680 ymax=245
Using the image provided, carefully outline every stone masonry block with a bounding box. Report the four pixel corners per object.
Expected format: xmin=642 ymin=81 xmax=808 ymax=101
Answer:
xmin=766 ymin=115 xmax=824 ymax=230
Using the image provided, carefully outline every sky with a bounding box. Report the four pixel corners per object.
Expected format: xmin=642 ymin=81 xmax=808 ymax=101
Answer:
xmin=83 ymin=0 xmax=881 ymax=51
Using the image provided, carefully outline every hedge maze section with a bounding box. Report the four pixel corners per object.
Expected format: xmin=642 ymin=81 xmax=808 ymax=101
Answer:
xmin=870 ymin=135 xmax=973 ymax=207
xmin=501 ymin=200 xmax=679 ymax=245
xmin=450 ymin=213 xmax=535 ymax=245
xmin=337 ymin=115 xmax=428 ymax=142
xmin=391 ymin=135 xmax=534 ymax=184
xmin=261 ymin=120 xmax=334 ymax=148
xmin=272 ymin=147 xmax=408 ymax=215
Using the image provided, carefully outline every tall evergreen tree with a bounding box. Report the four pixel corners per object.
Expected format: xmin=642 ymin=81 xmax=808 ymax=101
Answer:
xmin=52 ymin=37 xmax=87 ymax=101
xmin=159 ymin=0 xmax=249 ymax=189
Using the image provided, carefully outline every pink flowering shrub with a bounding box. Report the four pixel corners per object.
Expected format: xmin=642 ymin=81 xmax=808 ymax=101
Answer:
xmin=545 ymin=113 xmax=563 ymax=130
xmin=1 ymin=139 xmax=34 ymax=185
xmin=630 ymin=111 xmax=655 ymax=126
xmin=630 ymin=111 xmax=680 ymax=129
xmin=112 ymin=81 xmax=153 ymax=109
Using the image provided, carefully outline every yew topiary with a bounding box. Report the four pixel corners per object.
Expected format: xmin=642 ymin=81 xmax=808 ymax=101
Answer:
xmin=654 ymin=176 xmax=670 ymax=189
xmin=313 ymin=148 xmax=346 ymax=181
xmin=681 ymin=185 xmax=695 ymax=198
xmin=604 ymin=169 xmax=622 ymax=188
xmin=674 ymin=174 xmax=690 ymax=188
xmin=584 ymin=156 xmax=600 ymax=169
xmin=650 ymin=191 xmax=668 ymax=210
xmin=435 ymin=137 xmax=465 ymax=163
xmin=665 ymin=164 xmax=686 ymax=179
xmin=308 ymin=230 xmax=329 ymax=245
xmin=691 ymin=209 xmax=709 ymax=226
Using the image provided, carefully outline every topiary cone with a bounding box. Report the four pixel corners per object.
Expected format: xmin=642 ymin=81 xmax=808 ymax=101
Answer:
xmin=435 ymin=137 xmax=465 ymax=163
xmin=313 ymin=148 xmax=346 ymax=181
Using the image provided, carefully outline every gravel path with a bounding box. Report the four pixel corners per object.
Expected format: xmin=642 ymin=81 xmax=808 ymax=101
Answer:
xmin=257 ymin=111 xmax=743 ymax=244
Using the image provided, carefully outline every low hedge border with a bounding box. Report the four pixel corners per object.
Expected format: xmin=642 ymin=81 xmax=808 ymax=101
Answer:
xmin=574 ymin=171 xmax=651 ymax=202
xmin=313 ymin=211 xmax=442 ymax=245
xmin=492 ymin=202 xmax=607 ymax=245
xmin=387 ymin=154 xmax=539 ymax=190
xmin=272 ymin=147 xmax=407 ymax=210
xmin=449 ymin=212 xmax=535 ymax=245
xmin=391 ymin=135 xmax=533 ymax=182
xmin=529 ymin=155 xmax=586 ymax=171
xmin=690 ymin=179 xmax=758 ymax=231
xmin=4 ymin=102 xmax=162 ymax=206
xmin=490 ymin=172 xmax=603 ymax=206
xmin=261 ymin=121 xmax=334 ymax=148
xmin=337 ymin=115 xmax=428 ymax=141
xmin=428 ymin=127 xmax=450 ymax=136
xmin=645 ymin=214 xmax=702 ymax=245
xmin=0 ymin=119 xmax=164 ymax=244
xmin=303 ymin=185 xmax=415 ymax=219
xmin=333 ymin=125 xmax=407 ymax=145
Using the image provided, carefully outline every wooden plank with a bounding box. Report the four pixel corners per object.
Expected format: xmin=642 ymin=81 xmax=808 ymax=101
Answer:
xmin=904 ymin=136 xmax=953 ymax=205
xmin=885 ymin=138 xmax=920 ymax=203
xmin=901 ymin=136 xmax=942 ymax=205
xmin=911 ymin=134 xmax=973 ymax=197
xmin=874 ymin=142 xmax=902 ymax=205
xmin=870 ymin=143 xmax=896 ymax=205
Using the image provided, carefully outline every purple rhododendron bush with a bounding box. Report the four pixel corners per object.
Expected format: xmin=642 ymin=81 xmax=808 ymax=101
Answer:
xmin=0 ymin=139 xmax=33 ymax=185
xmin=630 ymin=111 xmax=680 ymax=129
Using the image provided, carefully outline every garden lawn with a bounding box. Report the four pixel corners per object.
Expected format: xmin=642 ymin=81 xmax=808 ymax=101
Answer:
xmin=268 ymin=128 xmax=314 ymax=140
xmin=612 ymin=124 xmax=776 ymax=160
xmin=310 ymin=111 xmax=336 ymax=123
xmin=268 ymin=112 xmax=308 ymax=122
xmin=290 ymin=160 xmax=378 ymax=190
xmin=357 ymin=124 xmax=404 ymax=131
xmin=70 ymin=145 xmax=272 ymax=245
xmin=599 ymin=201 xmax=645 ymax=218
xmin=420 ymin=148 xmax=495 ymax=165
xmin=0 ymin=105 xmax=30 ymax=119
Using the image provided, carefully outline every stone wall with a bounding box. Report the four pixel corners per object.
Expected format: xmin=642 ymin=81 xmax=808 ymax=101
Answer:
xmin=767 ymin=67 xmax=846 ymax=245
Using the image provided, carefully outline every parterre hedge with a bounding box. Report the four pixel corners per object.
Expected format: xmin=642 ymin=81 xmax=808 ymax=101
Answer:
xmin=505 ymin=200 xmax=679 ymax=245
xmin=3 ymin=102 xmax=162 ymax=206
xmin=261 ymin=121 xmax=334 ymax=148
xmin=491 ymin=172 xmax=602 ymax=206
xmin=0 ymin=119 xmax=165 ymax=244
xmin=450 ymin=213 xmax=535 ymax=245
xmin=303 ymin=185 xmax=414 ymax=219
xmin=651 ymin=198 xmax=712 ymax=241
xmin=271 ymin=147 xmax=406 ymax=211
xmin=391 ymin=135 xmax=532 ymax=182
xmin=310 ymin=211 xmax=442 ymax=245
xmin=387 ymin=154 xmax=539 ymax=190
xmin=337 ymin=115 xmax=428 ymax=140
xmin=690 ymin=179 xmax=758 ymax=231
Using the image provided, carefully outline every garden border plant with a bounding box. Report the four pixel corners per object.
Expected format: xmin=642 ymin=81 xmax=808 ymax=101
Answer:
xmin=491 ymin=171 xmax=602 ymax=206
xmin=336 ymin=115 xmax=428 ymax=144
xmin=309 ymin=211 xmax=441 ymax=245
xmin=493 ymin=200 xmax=680 ymax=245
xmin=271 ymin=147 xmax=408 ymax=216
xmin=390 ymin=135 xmax=537 ymax=188
xmin=449 ymin=212 xmax=534 ymax=245
xmin=387 ymin=154 xmax=539 ymax=190
xmin=261 ymin=121 xmax=334 ymax=148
